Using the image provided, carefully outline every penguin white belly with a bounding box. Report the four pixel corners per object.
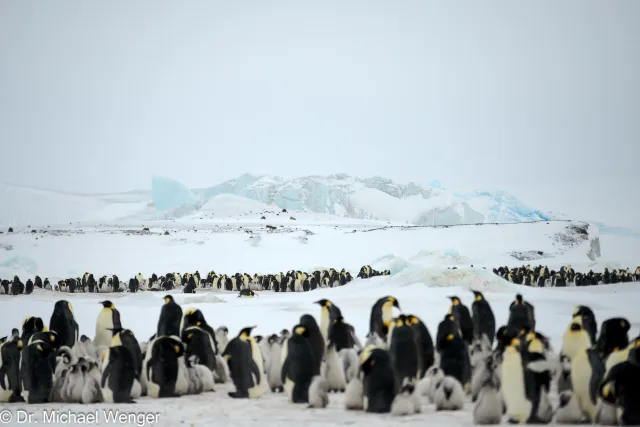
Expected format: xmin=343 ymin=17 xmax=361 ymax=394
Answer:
xmin=344 ymin=376 xmax=364 ymax=410
xmin=319 ymin=309 xmax=329 ymax=343
xmin=562 ymin=331 xmax=591 ymax=361
xmin=284 ymin=378 xmax=294 ymax=402
xmin=195 ymin=364 xmax=215 ymax=392
xmin=130 ymin=379 xmax=142 ymax=399
xmin=570 ymin=349 xmax=597 ymax=422
xmin=501 ymin=351 xmax=532 ymax=423
xmin=249 ymin=340 xmax=265 ymax=387
xmin=175 ymin=358 xmax=190 ymax=395
xmin=324 ymin=347 xmax=346 ymax=391
xmin=266 ymin=345 xmax=283 ymax=391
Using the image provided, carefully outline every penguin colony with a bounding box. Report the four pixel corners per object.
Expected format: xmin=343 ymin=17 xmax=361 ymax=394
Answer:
xmin=2 ymin=291 xmax=639 ymax=424
xmin=494 ymin=264 xmax=640 ymax=287
xmin=0 ymin=265 xmax=390 ymax=296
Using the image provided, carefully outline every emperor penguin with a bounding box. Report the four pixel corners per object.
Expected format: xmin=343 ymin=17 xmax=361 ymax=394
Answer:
xmin=507 ymin=294 xmax=535 ymax=334
xmin=522 ymin=334 xmax=554 ymax=424
xmin=81 ymin=358 xmax=103 ymax=404
xmin=21 ymin=316 xmax=47 ymax=344
xmin=144 ymin=336 xmax=184 ymax=398
xmin=324 ymin=336 xmax=347 ymax=393
xmin=406 ymin=314 xmax=434 ymax=378
xmin=265 ymin=334 xmax=284 ymax=393
xmin=181 ymin=326 xmax=217 ymax=373
xmin=555 ymin=391 xmax=586 ymax=424
xmin=369 ymin=296 xmax=400 ymax=341
xmin=298 ymin=314 xmax=324 ymax=373
xmin=0 ymin=336 xmax=24 ymax=403
xmin=22 ymin=340 xmax=55 ymax=403
xmin=448 ymin=296 xmax=474 ymax=345
xmin=472 ymin=355 xmax=502 ymax=424
xmin=238 ymin=326 xmax=265 ymax=396
xmin=222 ymin=336 xmax=261 ymax=398
xmin=281 ymin=324 xmax=318 ymax=403
xmin=556 ymin=354 xmax=573 ymax=393
xmin=562 ymin=314 xmax=593 ymax=361
xmin=215 ymin=326 xmax=229 ymax=354
xmin=307 ymin=375 xmax=329 ymax=408
xmin=49 ymin=300 xmax=79 ymax=348
xmin=501 ymin=336 xmax=531 ymax=423
xmin=596 ymin=317 xmax=631 ymax=358
xmin=360 ymin=346 xmax=396 ymax=413
xmin=110 ymin=328 xmax=143 ymax=395
xmin=436 ymin=316 xmax=471 ymax=387
xmin=572 ymin=305 xmax=597 ymax=344
xmin=344 ymin=370 xmax=365 ymax=410
xmin=433 ymin=375 xmax=465 ymax=411
xmin=314 ymin=299 xmax=342 ymax=344
xmin=157 ymin=295 xmax=183 ymax=338
xmin=388 ymin=315 xmax=419 ymax=391
xmin=101 ymin=345 xmax=136 ymax=403
xmin=94 ymin=301 xmax=122 ymax=348
xmin=390 ymin=378 xmax=421 ymax=416
xmin=327 ymin=315 xmax=356 ymax=352
xmin=62 ymin=358 xmax=87 ymax=403
xmin=470 ymin=290 xmax=496 ymax=345
xmin=599 ymin=359 xmax=640 ymax=425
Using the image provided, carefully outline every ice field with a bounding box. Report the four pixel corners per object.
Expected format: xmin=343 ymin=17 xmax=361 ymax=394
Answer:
xmin=0 ymin=201 xmax=639 ymax=426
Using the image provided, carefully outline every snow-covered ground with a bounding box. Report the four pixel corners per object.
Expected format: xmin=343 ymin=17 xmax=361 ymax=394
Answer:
xmin=0 ymin=198 xmax=639 ymax=426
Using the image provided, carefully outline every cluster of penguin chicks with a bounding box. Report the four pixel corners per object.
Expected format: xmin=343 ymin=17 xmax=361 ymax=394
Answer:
xmin=0 ymin=264 xmax=390 ymax=295
xmin=1 ymin=291 xmax=638 ymax=425
xmin=494 ymin=264 xmax=640 ymax=287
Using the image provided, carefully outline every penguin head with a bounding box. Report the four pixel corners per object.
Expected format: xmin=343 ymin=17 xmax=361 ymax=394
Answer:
xmin=448 ymin=296 xmax=461 ymax=306
xmin=471 ymin=290 xmax=484 ymax=301
xmin=163 ymin=295 xmax=174 ymax=304
xmin=11 ymin=328 xmax=19 ymax=337
xmin=505 ymin=337 xmax=521 ymax=352
xmin=80 ymin=335 xmax=90 ymax=343
xmin=405 ymin=314 xmax=420 ymax=326
xmin=384 ymin=296 xmax=400 ymax=310
xmin=395 ymin=315 xmax=407 ymax=327
xmin=100 ymin=300 xmax=114 ymax=309
xmin=314 ymin=299 xmax=332 ymax=308
xmin=267 ymin=334 xmax=279 ymax=345
xmin=569 ymin=316 xmax=584 ymax=332
xmin=293 ymin=324 xmax=309 ymax=337
xmin=514 ymin=294 xmax=523 ymax=304
xmin=238 ymin=326 xmax=257 ymax=339
xmin=558 ymin=390 xmax=572 ymax=408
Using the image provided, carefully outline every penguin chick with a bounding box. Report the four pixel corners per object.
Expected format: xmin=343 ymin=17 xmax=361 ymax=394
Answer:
xmin=557 ymin=354 xmax=572 ymax=393
xmin=471 ymin=355 xmax=500 ymax=402
xmin=390 ymin=380 xmax=420 ymax=416
xmin=214 ymin=354 xmax=230 ymax=384
xmin=265 ymin=334 xmax=283 ymax=393
xmin=473 ymin=358 xmax=502 ymax=425
xmin=433 ymin=376 xmax=465 ymax=411
xmin=361 ymin=346 xmax=396 ymax=413
xmin=364 ymin=331 xmax=386 ymax=349
xmin=215 ymin=326 xmax=229 ymax=355
xmin=344 ymin=374 xmax=364 ymax=410
xmin=185 ymin=356 xmax=204 ymax=395
xmin=54 ymin=346 xmax=77 ymax=376
xmin=339 ymin=348 xmax=360 ymax=382
xmin=307 ymin=375 xmax=329 ymax=408
xmin=81 ymin=359 xmax=103 ymax=403
xmin=425 ymin=366 xmax=445 ymax=403
xmin=63 ymin=360 xmax=87 ymax=402
xmin=555 ymin=390 xmax=586 ymax=424
xmin=323 ymin=341 xmax=346 ymax=393
xmin=595 ymin=398 xmax=618 ymax=426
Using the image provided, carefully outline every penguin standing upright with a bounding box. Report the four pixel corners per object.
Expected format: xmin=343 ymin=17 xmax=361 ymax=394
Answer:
xmin=369 ymin=296 xmax=400 ymax=341
xmin=406 ymin=314 xmax=434 ymax=378
xmin=22 ymin=340 xmax=55 ymax=403
xmin=315 ymin=299 xmax=342 ymax=343
xmin=94 ymin=301 xmax=121 ymax=348
xmin=388 ymin=315 xmax=419 ymax=391
xmin=110 ymin=328 xmax=143 ymax=388
xmin=281 ymin=324 xmax=318 ymax=403
xmin=21 ymin=316 xmax=46 ymax=344
xmin=360 ymin=346 xmax=396 ymax=413
xmin=298 ymin=314 xmax=324 ymax=373
xmin=144 ymin=336 xmax=184 ymax=398
xmin=448 ymin=296 xmax=474 ymax=345
xmin=501 ymin=336 xmax=531 ymax=423
xmin=599 ymin=359 xmax=640 ymax=425
xmin=507 ymin=294 xmax=535 ymax=334
xmin=181 ymin=326 xmax=217 ymax=373
xmin=523 ymin=335 xmax=554 ymax=423
xmin=49 ymin=300 xmax=79 ymax=348
xmin=157 ymin=295 xmax=183 ymax=338
xmin=561 ymin=314 xmax=592 ymax=361
xmin=471 ymin=290 xmax=496 ymax=345
xmin=265 ymin=334 xmax=283 ymax=393
xmin=237 ymin=326 xmax=265 ymax=396
xmin=0 ymin=336 xmax=24 ymax=403
xmin=573 ymin=305 xmax=597 ymax=344
xmin=436 ymin=316 xmax=471 ymax=387
xmin=101 ymin=345 xmax=137 ymax=403
xmin=223 ymin=336 xmax=261 ymax=399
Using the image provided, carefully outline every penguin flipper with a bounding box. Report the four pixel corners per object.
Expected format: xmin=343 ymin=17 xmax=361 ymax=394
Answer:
xmin=281 ymin=357 xmax=291 ymax=385
xmin=101 ymin=364 xmax=112 ymax=389
xmin=250 ymin=360 xmax=261 ymax=385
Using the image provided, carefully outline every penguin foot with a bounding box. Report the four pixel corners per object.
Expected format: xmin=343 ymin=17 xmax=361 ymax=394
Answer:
xmin=228 ymin=391 xmax=249 ymax=398
xmin=507 ymin=418 xmax=520 ymax=424
xmin=9 ymin=394 xmax=25 ymax=403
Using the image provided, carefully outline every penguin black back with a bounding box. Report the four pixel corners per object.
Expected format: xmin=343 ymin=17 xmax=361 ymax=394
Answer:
xmin=181 ymin=308 xmax=218 ymax=351
xmin=298 ymin=314 xmax=323 ymax=375
xmin=471 ymin=290 xmax=496 ymax=345
xmin=507 ymin=294 xmax=535 ymax=333
xmin=361 ymin=347 xmax=396 ymax=413
xmin=573 ymin=305 xmax=597 ymax=344
xmin=157 ymin=295 xmax=183 ymax=338
xmin=448 ymin=296 xmax=474 ymax=345
xmin=596 ymin=317 xmax=630 ymax=358
xmin=222 ymin=336 xmax=260 ymax=398
xmin=21 ymin=316 xmax=46 ymax=344
xmin=23 ymin=341 xmax=54 ymax=403
xmin=600 ymin=359 xmax=640 ymax=425
xmin=327 ymin=316 xmax=355 ymax=352
xmin=182 ymin=326 xmax=217 ymax=372
xmin=147 ymin=336 xmax=184 ymax=398
xmin=437 ymin=317 xmax=471 ymax=386
xmin=49 ymin=300 xmax=78 ymax=348
xmin=0 ymin=337 xmax=24 ymax=402
xmin=111 ymin=328 xmax=143 ymax=379
xmin=406 ymin=314 xmax=434 ymax=378
xmin=281 ymin=324 xmax=318 ymax=403
xmin=369 ymin=296 xmax=400 ymax=341
xmin=102 ymin=345 xmax=137 ymax=403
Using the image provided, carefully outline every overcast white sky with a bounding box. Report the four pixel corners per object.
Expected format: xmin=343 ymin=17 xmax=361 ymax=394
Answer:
xmin=1 ymin=1 xmax=639 ymax=227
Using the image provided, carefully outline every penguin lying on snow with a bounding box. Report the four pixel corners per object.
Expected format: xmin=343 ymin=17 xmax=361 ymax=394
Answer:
xmin=238 ymin=289 xmax=257 ymax=298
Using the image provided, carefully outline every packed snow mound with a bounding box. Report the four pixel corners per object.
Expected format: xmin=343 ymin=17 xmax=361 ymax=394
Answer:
xmin=151 ymin=175 xmax=197 ymax=211
xmin=196 ymin=173 xmax=551 ymax=226
xmin=199 ymin=194 xmax=275 ymax=217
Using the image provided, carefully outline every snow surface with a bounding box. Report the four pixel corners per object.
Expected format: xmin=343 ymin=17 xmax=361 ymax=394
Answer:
xmin=0 ymin=192 xmax=639 ymax=426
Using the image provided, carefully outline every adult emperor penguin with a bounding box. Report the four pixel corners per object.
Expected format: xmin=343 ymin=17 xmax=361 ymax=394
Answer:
xmin=436 ymin=315 xmax=471 ymax=387
xmin=0 ymin=336 xmax=24 ymax=403
xmin=237 ymin=326 xmax=265 ymax=395
xmin=298 ymin=314 xmax=324 ymax=373
xmin=49 ymin=300 xmax=79 ymax=348
xmin=388 ymin=315 xmax=419 ymax=391
xmin=20 ymin=316 xmax=46 ymax=345
xmin=94 ymin=301 xmax=122 ymax=348
xmin=561 ymin=314 xmax=593 ymax=361
xmin=406 ymin=314 xmax=434 ymax=378
xmin=315 ymin=299 xmax=342 ymax=343
xmin=22 ymin=340 xmax=55 ymax=403
xmin=157 ymin=295 xmax=183 ymax=338
xmin=507 ymin=294 xmax=535 ymax=334
xmin=281 ymin=324 xmax=318 ymax=403
xmin=599 ymin=359 xmax=640 ymax=425
xmin=181 ymin=326 xmax=217 ymax=373
xmin=369 ymin=296 xmax=400 ymax=341
xmin=596 ymin=317 xmax=630 ymax=357
xmin=570 ymin=344 xmax=606 ymax=422
xmin=573 ymin=305 xmax=597 ymax=344
xmin=470 ymin=290 xmax=496 ymax=345
xmin=501 ymin=336 xmax=531 ymax=424
xmin=222 ymin=336 xmax=261 ymax=398
xmin=448 ymin=296 xmax=474 ymax=345
xmin=110 ymin=328 xmax=143 ymax=385
xmin=180 ymin=308 xmax=217 ymax=351
xmin=523 ymin=335 xmax=553 ymax=423
xmin=360 ymin=346 xmax=396 ymax=413
xmin=145 ymin=336 xmax=184 ymax=398
xmin=101 ymin=345 xmax=137 ymax=403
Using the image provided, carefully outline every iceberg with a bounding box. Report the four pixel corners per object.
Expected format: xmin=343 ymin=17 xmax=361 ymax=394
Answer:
xmin=151 ymin=176 xmax=197 ymax=211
